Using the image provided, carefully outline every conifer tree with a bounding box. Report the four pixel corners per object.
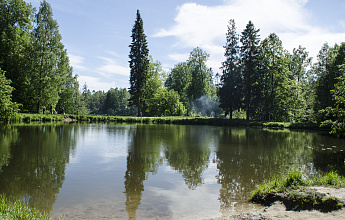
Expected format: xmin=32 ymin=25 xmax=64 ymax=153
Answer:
xmin=128 ymin=10 xmax=150 ymax=116
xmin=219 ymin=19 xmax=242 ymax=119
xmin=240 ymin=21 xmax=260 ymax=120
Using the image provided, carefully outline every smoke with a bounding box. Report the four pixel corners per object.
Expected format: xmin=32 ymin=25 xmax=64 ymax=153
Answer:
xmin=192 ymin=95 xmax=222 ymax=117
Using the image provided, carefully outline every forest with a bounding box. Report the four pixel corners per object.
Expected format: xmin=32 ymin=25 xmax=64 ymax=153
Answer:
xmin=0 ymin=0 xmax=344 ymax=134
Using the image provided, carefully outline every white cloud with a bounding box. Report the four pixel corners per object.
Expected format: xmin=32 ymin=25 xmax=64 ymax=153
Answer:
xmin=167 ymin=53 xmax=190 ymax=63
xmin=154 ymin=0 xmax=345 ymax=71
xmin=97 ymin=56 xmax=130 ymax=78
xmin=77 ymin=75 xmax=115 ymax=92
xmin=69 ymin=54 xmax=87 ymax=70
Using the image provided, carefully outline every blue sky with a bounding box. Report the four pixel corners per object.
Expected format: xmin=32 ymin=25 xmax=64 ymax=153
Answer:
xmin=25 ymin=0 xmax=345 ymax=92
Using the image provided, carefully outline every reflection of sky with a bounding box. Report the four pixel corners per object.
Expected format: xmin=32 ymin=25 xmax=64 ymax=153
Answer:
xmin=143 ymin=161 xmax=221 ymax=219
xmin=69 ymin=124 xmax=129 ymax=164
xmin=52 ymin=124 xmax=224 ymax=219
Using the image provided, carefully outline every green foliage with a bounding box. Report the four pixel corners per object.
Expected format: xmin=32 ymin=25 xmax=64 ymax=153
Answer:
xmin=314 ymin=43 xmax=341 ymax=117
xmin=0 ymin=195 xmax=51 ymax=220
xmin=240 ymin=21 xmax=261 ymax=120
xmin=165 ymin=62 xmax=191 ymax=105
xmin=128 ymin=10 xmax=150 ymax=116
xmin=165 ymin=47 xmax=216 ymax=115
xmin=30 ymin=0 xmax=69 ymax=113
xmin=320 ymin=65 xmax=345 ymax=135
xmin=219 ymin=19 xmax=242 ymax=119
xmin=251 ymin=170 xmax=345 ymax=203
xmin=145 ymin=89 xmax=186 ymax=116
xmin=0 ymin=69 xmax=20 ymax=121
xmin=102 ymin=88 xmax=135 ymax=116
xmin=142 ymin=57 xmax=166 ymax=115
xmin=258 ymin=33 xmax=295 ymax=121
xmin=0 ymin=0 xmax=84 ymax=114
xmin=0 ymin=0 xmax=34 ymax=109
xmin=187 ymin=47 xmax=216 ymax=100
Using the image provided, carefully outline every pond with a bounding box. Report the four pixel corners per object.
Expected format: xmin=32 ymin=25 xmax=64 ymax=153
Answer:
xmin=0 ymin=123 xmax=345 ymax=219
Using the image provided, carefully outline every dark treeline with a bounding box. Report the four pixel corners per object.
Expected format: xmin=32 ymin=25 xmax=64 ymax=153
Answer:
xmin=0 ymin=1 xmax=344 ymax=134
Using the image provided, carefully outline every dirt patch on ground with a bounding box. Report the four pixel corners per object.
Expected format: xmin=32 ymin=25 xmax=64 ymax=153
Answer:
xmin=62 ymin=117 xmax=77 ymax=123
xmin=211 ymin=187 xmax=345 ymax=220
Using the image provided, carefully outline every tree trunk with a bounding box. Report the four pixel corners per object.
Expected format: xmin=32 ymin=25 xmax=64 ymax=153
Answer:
xmin=137 ymin=97 xmax=141 ymax=117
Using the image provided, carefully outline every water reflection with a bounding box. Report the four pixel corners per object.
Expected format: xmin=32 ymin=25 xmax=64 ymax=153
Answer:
xmin=124 ymin=125 xmax=164 ymax=219
xmin=215 ymin=128 xmax=316 ymax=214
xmin=0 ymin=124 xmax=77 ymax=213
xmin=164 ymin=126 xmax=211 ymax=190
xmin=0 ymin=124 xmax=344 ymax=219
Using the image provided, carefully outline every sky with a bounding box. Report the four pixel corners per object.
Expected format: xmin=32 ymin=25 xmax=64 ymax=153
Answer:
xmin=25 ymin=0 xmax=345 ymax=92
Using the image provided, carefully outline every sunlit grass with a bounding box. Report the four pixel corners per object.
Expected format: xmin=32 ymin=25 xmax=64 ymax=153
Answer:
xmin=0 ymin=195 xmax=51 ymax=220
xmin=250 ymin=170 xmax=345 ymax=210
xmin=8 ymin=114 xmax=324 ymax=131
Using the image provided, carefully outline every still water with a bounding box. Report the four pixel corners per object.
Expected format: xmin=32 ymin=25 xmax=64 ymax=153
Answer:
xmin=0 ymin=123 xmax=345 ymax=219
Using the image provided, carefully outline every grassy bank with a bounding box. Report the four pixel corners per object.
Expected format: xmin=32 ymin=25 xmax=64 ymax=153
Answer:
xmin=0 ymin=195 xmax=51 ymax=220
xmin=5 ymin=114 xmax=327 ymax=131
xmin=251 ymin=170 xmax=345 ymax=211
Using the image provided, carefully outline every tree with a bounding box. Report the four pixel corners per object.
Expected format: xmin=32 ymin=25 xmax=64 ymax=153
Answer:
xmin=320 ymin=66 xmax=345 ymax=134
xmin=288 ymin=45 xmax=314 ymax=122
xmin=145 ymin=88 xmax=186 ymax=116
xmin=219 ymin=19 xmax=242 ymax=119
xmin=31 ymin=0 xmax=68 ymax=113
xmin=88 ymin=90 xmax=106 ymax=114
xmin=0 ymin=69 xmax=20 ymax=121
xmin=187 ymin=47 xmax=215 ymax=101
xmin=314 ymin=43 xmax=339 ymax=116
xmin=56 ymin=68 xmax=82 ymax=114
xmin=103 ymin=88 xmax=135 ymax=116
xmin=0 ymin=0 xmax=34 ymax=109
xmin=128 ymin=10 xmax=150 ymax=116
xmin=142 ymin=57 xmax=165 ymax=115
xmin=240 ymin=21 xmax=261 ymax=120
xmin=165 ymin=62 xmax=191 ymax=105
xmin=259 ymin=33 xmax=293 ymax=121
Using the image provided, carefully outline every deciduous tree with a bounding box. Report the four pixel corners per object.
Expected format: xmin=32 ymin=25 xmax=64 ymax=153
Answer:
xmin=0 ymin=69 xmax=20 ymax=121
xmin=31 ymin=0 xmax=68 ymax=113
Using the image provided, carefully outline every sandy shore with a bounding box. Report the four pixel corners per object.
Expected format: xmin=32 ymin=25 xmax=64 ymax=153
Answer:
xmin=211 ymin=187 xmax=345 ymax=220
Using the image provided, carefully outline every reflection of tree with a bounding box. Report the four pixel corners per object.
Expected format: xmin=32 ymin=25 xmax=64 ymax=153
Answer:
xmin=310 ymin=133 xmax=345 ymax=175
xmin=124 ymin=125 xmax=164 ymax=220
xmin=164 ymin=125 xmax=210 ymax=189
xmin=0 ymin=126 xmax=18 ymax=171
xmin=215 ymin=127 xmax=316 ymax=213
xmin=0 ymin=124 xmax=77 ymax=213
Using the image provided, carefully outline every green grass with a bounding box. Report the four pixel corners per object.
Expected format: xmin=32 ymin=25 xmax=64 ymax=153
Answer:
xmin=9 ymin=113 xmax=67 ymax=123
xmin=5 ymin=114 xmax=326 ymax=132
xmin=250 ymin=170 xmax=345 ymax=211
xmin=0 ymin=195 xmax=52 ymax=220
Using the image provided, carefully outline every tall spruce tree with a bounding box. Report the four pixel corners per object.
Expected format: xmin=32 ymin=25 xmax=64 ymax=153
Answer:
xmin=240 ymin=21 xmax=260 ymax=120
xmin=219 ymin=19 xmax=242 ymax=119
xmin=128 ymin=10 xmax=150 ymax=116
